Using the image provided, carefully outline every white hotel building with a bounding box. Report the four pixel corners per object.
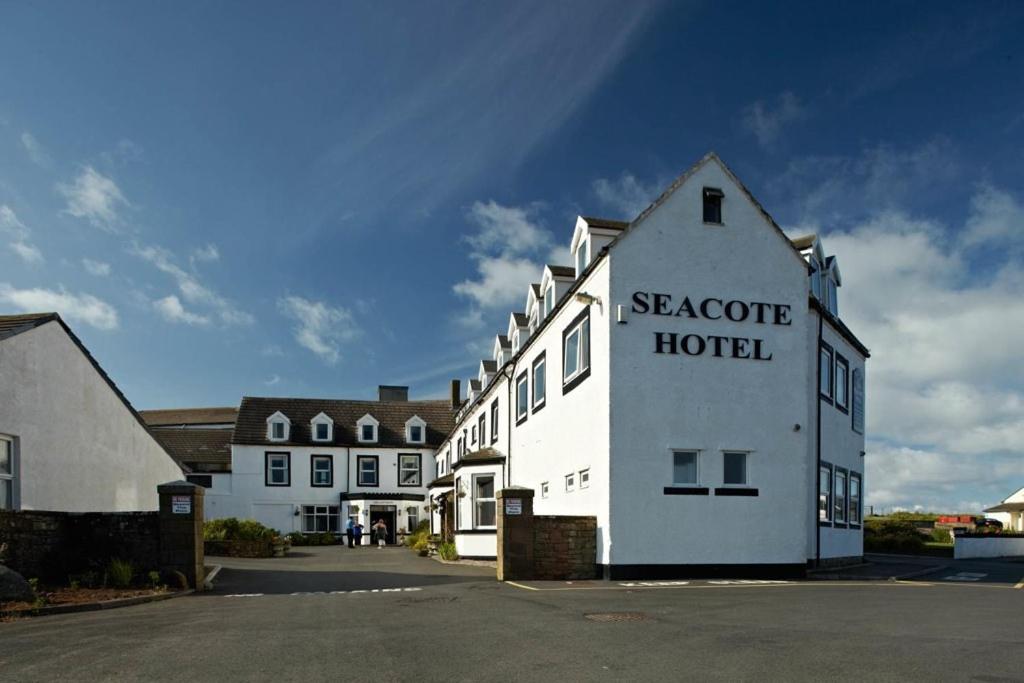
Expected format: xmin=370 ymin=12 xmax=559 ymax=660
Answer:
xmin=201 ymin=153 xmax=867 ymax=577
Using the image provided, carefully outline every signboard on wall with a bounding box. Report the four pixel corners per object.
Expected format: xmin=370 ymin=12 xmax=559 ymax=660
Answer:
xmin=505 ymin=499 xmax=522 ymax=516
xmin=172 ymin=495 xmax=191 ymax=514
xmin=852 ymin=369 xmax=865 ymax=434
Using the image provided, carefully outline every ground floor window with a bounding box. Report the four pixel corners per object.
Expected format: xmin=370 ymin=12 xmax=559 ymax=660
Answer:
xmin=819 ymin=463 xmax=833 ymax=523
xmin=302 ymin=505 xmax=340 ymax=533
xmin=473 ymin=474 xmax=496 ymax=527
xmin=835 ymin=469 xmax=848 ymax=524
xmin=850 ymin=473 xmax=862 ymax=525
xmin=0 ymin=435 xmax=13 ymax=510
xmin=406 ymin=506 xmax=420 ymax=532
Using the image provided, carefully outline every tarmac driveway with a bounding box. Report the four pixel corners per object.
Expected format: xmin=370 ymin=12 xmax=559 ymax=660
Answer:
xmin=209 ymin=545 xmax=494 ymax=594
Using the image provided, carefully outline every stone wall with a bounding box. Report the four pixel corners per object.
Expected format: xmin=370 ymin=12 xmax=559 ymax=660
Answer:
xmin=533 ymin=516 xmax=598 ymax=580
xmin=0 ymin=510 xmax=160 ymax=582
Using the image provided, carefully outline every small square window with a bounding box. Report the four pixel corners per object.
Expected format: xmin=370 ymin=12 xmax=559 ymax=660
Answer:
xmin=673 ymin=451 xmax=698 ymax=486
xmin=723 ymin=451 xmax=747 ymax=486
xmin=565 ymin=473 xmax=575 ymax=492
xmin=540 ymin=481 xmax=549 ymax=498
xmin=579 ymin=469 xmax=590 ymax=489
xmin=361 ymin=424 xmax=376 ymax=442
xmin=409 ymin=425 xmax=423 ymax=442
xmin=312 ymin=455 xmax=333 ymax=487
xmin=703 ymin=187 xmax=723 ymax=224
xmin=357 ymin=456 xmax=379 ymax=486
xmin=272 ymin=422 xmax=285 ymax=439
xmin=315 ymin=423 xmax=329 ymax=441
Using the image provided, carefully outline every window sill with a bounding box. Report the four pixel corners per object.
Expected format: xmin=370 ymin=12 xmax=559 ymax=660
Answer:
xmin=714 ymin=487 xmax=758 ymax=496
xmin=664 ymin=487 xmax=709 ymax=496
xmin=562 ymin=367 xmax=591 ymax=396
xmin=835 ymin=404 xmax=849 ymax=415
xmin=311 ymin=483 xmax=333 ymax=488
xmin=516 ymin=413 xmax=528 ymax=426
xmin=819 ymin=520 xmax=833 ymax=527
xmin=532 ymin=400 xmax=546 ymax=414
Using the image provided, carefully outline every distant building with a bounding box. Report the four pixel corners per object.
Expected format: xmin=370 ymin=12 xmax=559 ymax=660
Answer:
xmin=0 ymin=313 xmax=183 ymax=512
xmin=141 ymin=407 xmax=236 ymax=493
xmin=984 ymin=487 xmax=1024 ymax=532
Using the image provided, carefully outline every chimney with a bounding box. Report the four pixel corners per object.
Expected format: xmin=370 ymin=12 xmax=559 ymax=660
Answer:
xmin=450 ymin=379 xmax=461 ymax=409
xmin=378 ymin=385 xmax=408 ymax=402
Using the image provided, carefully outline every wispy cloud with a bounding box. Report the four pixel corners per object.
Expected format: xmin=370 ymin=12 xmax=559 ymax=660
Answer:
xmin=0 ymin=205 xmax=43 ymax=264
xmin=264 ymin=374 xmax=281 ymax=387
xmin=592 ymin=172 xmax=662 ymax=219
xmin=740 ymin=91 xmax=806 ymax=149
xmin=0 ymin=283 xmax=118 ymax=330
xmin=190 ymin=243 xmax=220 ymax=265
xmin=81 ymin=258 xmax=111 ymax=277
xmin=20 ymin=132 xmax=50 ymax=167
xmin=57 ymin=166 xmax=128 ymax=232
xmin=278 ymin=295 xmax=359 ymax=365
xmin=153 ymin=294 xmax=210 ymax=326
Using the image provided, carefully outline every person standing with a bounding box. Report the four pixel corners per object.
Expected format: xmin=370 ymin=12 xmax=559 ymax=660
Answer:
xmin=345 ymin=517 xmax=355 ymax=548
xmin=374 ymin=519 xmax=388 ymax=548
xmin=353 ymin=521 xmax=364 ymax=547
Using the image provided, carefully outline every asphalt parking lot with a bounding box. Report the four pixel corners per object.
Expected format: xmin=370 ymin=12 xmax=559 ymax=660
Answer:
xmin=2 ymin=548 xmax=1022 ymax=682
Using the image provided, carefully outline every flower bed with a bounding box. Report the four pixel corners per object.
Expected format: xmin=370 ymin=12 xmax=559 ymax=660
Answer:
xmin=1 ymin=586 xmax=170 ymax=620
xmin=203 ymin=539 xmax=274 ymax=558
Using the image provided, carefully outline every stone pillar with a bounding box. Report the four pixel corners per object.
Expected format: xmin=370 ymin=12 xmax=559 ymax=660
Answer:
xmin=496 ymin=487 xmax=534 ymax=581
xmin=158 ymin=481 xmax=205 ymax=590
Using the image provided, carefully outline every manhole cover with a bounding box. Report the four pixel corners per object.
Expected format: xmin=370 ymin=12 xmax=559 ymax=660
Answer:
xmin=584 ymin=612 xmax=649 ymax=622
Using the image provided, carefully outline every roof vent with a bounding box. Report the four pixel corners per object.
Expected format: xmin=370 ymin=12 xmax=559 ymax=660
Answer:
xmin=378 ymin=385 xmax=408 ymax=402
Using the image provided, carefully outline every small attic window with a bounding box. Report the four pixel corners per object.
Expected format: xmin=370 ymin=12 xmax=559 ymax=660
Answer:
xmin=703 ymin=187 xmax=723 ymax=224
xmin=266 ymin=412 xmax=291 ymax=442
xmin=272 ymin=422 xmax=286 ymax=440
xmin=406 ymin=416 xmax=426 ymax=444
xmin=357 ymin=414 xmax=379 ymax=443
xmin=361 ymin=424 xmax=376 ymax=442
xmin=575 ymin=241 xmax=588 ymax=277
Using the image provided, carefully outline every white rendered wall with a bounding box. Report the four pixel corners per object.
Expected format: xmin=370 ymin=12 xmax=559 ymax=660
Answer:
xmin=0 ymin=322 xmax=183 ymax=511
xmin=954 ymin=536 xmax=1024 ymax=559
xmin=607 ymin=161 xmax=812 ymax=567
xmin=455 ymin=533 xmax=497 ymax=558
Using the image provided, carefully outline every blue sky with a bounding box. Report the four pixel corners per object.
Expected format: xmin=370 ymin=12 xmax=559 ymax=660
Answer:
xmin=2 ymin=1 xmax=1023 ymax=512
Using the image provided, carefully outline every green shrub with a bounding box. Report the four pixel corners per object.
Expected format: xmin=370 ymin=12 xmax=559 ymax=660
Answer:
xmin=404 ymin=519 xmax=431 ymax=547
xmin=107 ymin=559 xmax=134 ymax=588
xmin=148 ymin=571 xmax=162 ymax=588
xmin=287 ymin=532 xmax=309 ymax=546
xmin=438 ymin=542 xmax=459 ymax=561
xmin=930 ymin=527 xmax=952 ymax=543
xmin=864 ymin=519 xmax=925 ymax=554
xmin=317 ymin=532 xmax=337 ymax=546
xmin=203 ymin=518 xmax=277 ymax=541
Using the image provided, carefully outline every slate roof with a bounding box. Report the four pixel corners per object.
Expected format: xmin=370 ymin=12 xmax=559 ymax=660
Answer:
xmin=234 ymin=396 xmax=455 ymax=447
xmin=140 ymin=407 xmax=238 ymax=427
xmin=480 ymin=360 xmax=497 ymax=373
xmin=427 ymin=473 xmax=454 ymax=489
xmin=496 ymin=335 xmax=511 ymax=349
xmin=468 ymin=379 xmax=482 ymax=391
xmin=150 ymin=429 xmax=232 ymax=470
xmin=580 ymin=216 xmax=628 ymax=231
xmin=546 ymin=265 xmax=576 ymax=278
xmin=530 ymin=283 xmax=541 ymax=298
xmin=512 ymin=313 xmax=529 ymax=327
xmin=0 ymin=312 xmax=60 ymax=341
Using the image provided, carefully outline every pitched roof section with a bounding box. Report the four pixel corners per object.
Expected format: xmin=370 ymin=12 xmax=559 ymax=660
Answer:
xmin=580 ymin=216 xmax=628 ymax=231
xmin=512 ymin=312 xmax=529 ymax=327
xmin=546 ymin=265 xmax=575 ymax=278
xmin=0 ymin=312 xmax=59 ymax=341
xmin=234 ymin=396 xmax=455 ymax=447
xmin=790 ymin=233 xmax=817 ymax=251
xmin=150 ymin=429 xmax=232 ymax=470
xmin=140 ymin=407 xmax=238 ymax=427
xmin=496 ymin=335 xmax=511 ymax=348
xmin=481 ymin=360 xmax=497 ymax=372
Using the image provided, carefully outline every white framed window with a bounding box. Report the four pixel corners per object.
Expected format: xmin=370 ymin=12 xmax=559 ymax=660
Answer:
xmin=405 ymin=415 xmax=426 ymax=444
xmin=399 ymin=453 xmax=421 ymax=486
xmin=311 ymin=455 xmax=333 ymax=487
xmin=835 ymin=356 xmax=849 ymax=412
xmin=516 ymin=372 xmax=529 ymax=423
xmin=471 ymin=425 xmax=477 ymax=445
xmin=311 ymin=412 xmax=333 ymax=442
xmin=357 ymin=414 xmax=379 ymax=443
xmin=562 ymin=310 xmax=590 ymax=388
xmin=478 ymin=414 xmax=486 ymax=446
xmin=532 ymin=353 xmax=546 ymax=410
xmin=407 ymin=505 xmax=419 ymax=532
xmin=265 ymin=452 xmax=290 ymax=486
xmin=819 ymin=464 xmax=833 ymax=522
xmin=0 ymin=435 xmax=13 ymax=510
xmin=835 ymin=469 xmax=848 ymax=524
xmin=512 ymin=332 xmax=519 ymax=353
xmin=357 ymin=455 xmax=379 ymax=487
xmin=540 ymin=481 xmax=549 ymax=498
xmin=672 ymin=450 xmax=698 ymax=486
xmin=544 ymin=285 xmax=554 ymax=316
xmin=302 ymin=505 xmax=339 ymax=533
xmin=819 ymin=344 xmax=834 ymax=401
xmin=722 ymin=451 xmax=747 ymax=486
xmin=579 ymin=469 xmax=590 ymax=489
xmin=565 ymin=473 xmax=575 ymax=492
xmin=266 ymin=411 xmax=290 ymax=441
xmin=850 ymin=473 xmax=862 ymax=525
xmin=473 ymin=474 xmax=496 ymax=528
xmin=827 ymin=278 xmax=838 ymax=316
xmin=575 ymin=240 xmax=588 ymax=276
xmin=490 ymin=400 xmax=499 ymax=441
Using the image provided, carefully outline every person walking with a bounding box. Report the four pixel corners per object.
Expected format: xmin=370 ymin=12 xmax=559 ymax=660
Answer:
xmin=352 ymin=522 xmax=364 ymax=547
xmin=374 ymin=519 xmax=388 ymax=548
xmin=345 ymin=517 xmax=355 ymax=548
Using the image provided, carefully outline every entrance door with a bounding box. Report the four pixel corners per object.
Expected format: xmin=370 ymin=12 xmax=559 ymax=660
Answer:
xmin=368 ymin=506 xmax=397 ymax=544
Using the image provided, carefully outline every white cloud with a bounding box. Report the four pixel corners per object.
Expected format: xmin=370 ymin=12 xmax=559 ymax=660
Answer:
xmin=591 ymin=172 xmax=661 ymax=219
xmin=278 ymin=295 xmax=359 ymax=365
xmin=962 ymin=184 xmax=1024 ymax=248
xmin=81 ymin=258 xmax=111 ymax=277
xmin=0 ymin=205 xmax=43 ymax=264
xmin=453 ymin=255 xmax=541 ymax=310
xmin=20 ymin=132 xmax=49 ymax=166
xmin=57 ymin=166 xmax=128 ymax=231
xmin=464 ymin=201 xmax=551 ymax=255
xmin=133 ymin=243 xmax=253 ymax=326
xmin=264 ymin=374 xmax=281 ymax=387
xmin=153 ymin=295 xmax=210 ymax=326
xmin=190 ymin=243 xmax=220 ymax=264
xmin=740 ymin=91 xmax=806 ymax=149
xmin=0 ymin=283 xmax=118 ymax=330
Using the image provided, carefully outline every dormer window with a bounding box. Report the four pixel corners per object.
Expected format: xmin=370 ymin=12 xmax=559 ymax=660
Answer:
xmin=266 ymin=411 xmax=291 ymax=441
xmin=703 ymin=187 xmax=723 ymax=224
xmin=406 ymin=415 xmax=427 ymax=444
xmin=575 ymin=241 xmax=588 ymax=278
xmin=544 ymin=286 xmax=554 ymax=316
xmin=310 ymin=412 xmax=333 ymax=442
xmin=357 ymin=414 xmax=379 ymax=443
xmin=512 ymin=332 xmax=519 ymax=352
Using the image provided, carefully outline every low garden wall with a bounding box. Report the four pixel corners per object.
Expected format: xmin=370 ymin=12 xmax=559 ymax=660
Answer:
xmin=534 ymin=516 xmax=598 ymax=580
xmin=954 ymin=534 xmax=1024 ymax=559
xmin=204 ymin=539 xmax=273 ymax=558
xmin=0 ymin=510 xmax=160 ymax=582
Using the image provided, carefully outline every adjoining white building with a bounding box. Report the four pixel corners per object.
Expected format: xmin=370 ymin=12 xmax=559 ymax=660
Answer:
xmin=0 ymin=313 xmax=184 ymax=512
xmin=428 ymin=153 xmax=869 ymax=577
xmin=214 ymin=387 xmax=455 ymax=543
xmin=984 ymin=487 xmax=1024 ymax=532
xmin=141 ymin=407 xmax=237 ymax=496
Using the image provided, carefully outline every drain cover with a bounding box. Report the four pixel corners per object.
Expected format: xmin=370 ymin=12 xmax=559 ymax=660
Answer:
xmin=584 ymin=612 xmax=649 ymax=622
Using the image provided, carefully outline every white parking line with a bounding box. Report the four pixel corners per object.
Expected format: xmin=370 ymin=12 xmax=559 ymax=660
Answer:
xmin=942 ymin=572 xmax=987 ymax=582
xmin=618 ymin=581 xmax=691 ymax=587
xmin=224 ymin=587 xmax=424 ymax=598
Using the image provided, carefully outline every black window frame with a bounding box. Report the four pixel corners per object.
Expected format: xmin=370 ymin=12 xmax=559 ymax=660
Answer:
xmin=819 ymin=342 xmax=834 ymax=404
xmin=477 ymin=413 xmax=486 ymax=447
xmin=471 ymin=424 xmax=477 ymax=446
xmin=310 ymin=454 xmax=334 ymax=488
xmin=490 ymin=399 xmax=499 ymax=441
xmin=265 ymin=451 xmax=291 ymax=487
xmin=835 ymin=354 xmax=850 ymax=413
xmin=849 ymin=472 xmax=862 ymax=528
xmin=833 ymin=466 xmax=849 ymax=528
xmin=819 ymin=461 xmax=833 ymax=526
xmin=515 ymin=370 xmax=529 ymax=425
xmin=702 ymin=187 xmax=724 ymax=224
xmin=562 ymin=306 xmax=592 ymax=395
xmin=356 ymin=455 xmax=380 ymax=487
xmin=532 ymin=351 xmax=547 ymax=413
xmin=398 ymin=453 xmax=422 ymax=487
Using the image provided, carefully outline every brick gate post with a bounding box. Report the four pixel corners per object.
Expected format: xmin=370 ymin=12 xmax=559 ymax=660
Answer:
xmin=496 ymin=487 xmax=534 ymax=581
xmin=157 ymin=481 xmax=205 ymax=590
